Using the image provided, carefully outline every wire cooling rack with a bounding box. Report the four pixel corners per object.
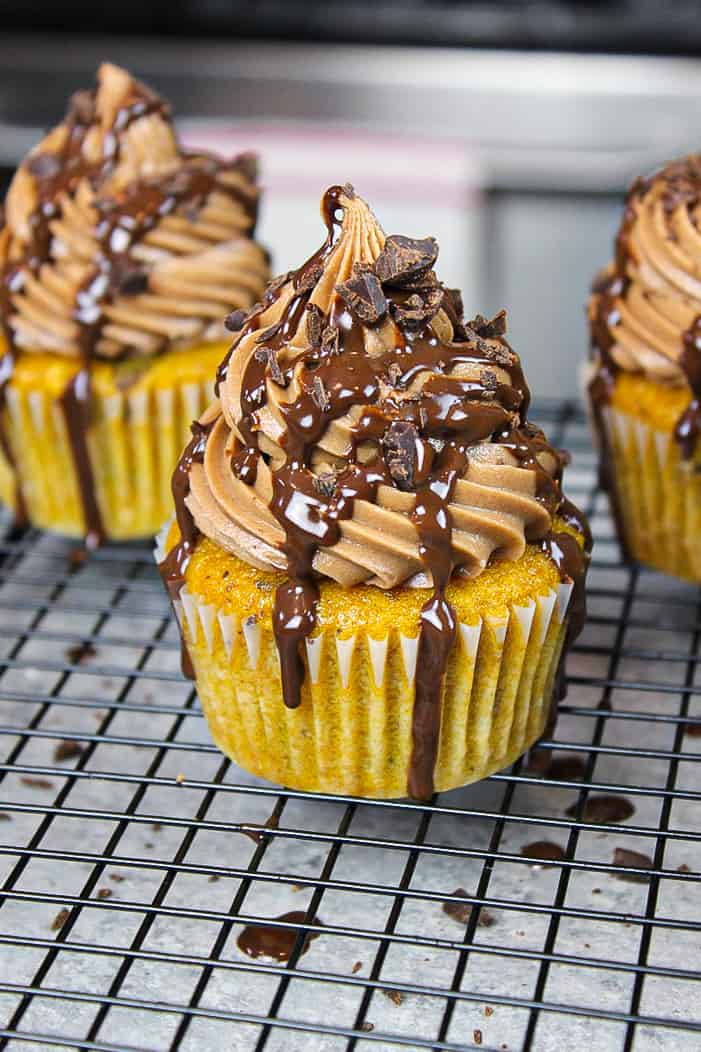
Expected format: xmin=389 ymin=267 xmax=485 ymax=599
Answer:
xmin=0 ymin=401 xmax=698 ymax=1052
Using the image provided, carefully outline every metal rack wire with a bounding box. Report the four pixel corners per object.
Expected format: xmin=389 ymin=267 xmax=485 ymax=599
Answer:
xmin=0 ymin=401 xmax=698 ymax=1052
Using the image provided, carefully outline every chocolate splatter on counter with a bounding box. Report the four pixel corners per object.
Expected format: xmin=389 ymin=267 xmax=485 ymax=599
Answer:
xmin=520 ymin=840 xmax=567 ymax=865
xmin=566 ymin=795 xmax=635 ymax=824
xmin=611 ymin=847 xmax=654 ymax=883
xmin=66 ymin=641 xmax=96 ymax=665
xmin=51 ymin=908 xmax=70 ymax=932
xmin=20 ymin=776 xmax=54 ymax=790
xmin=442 ymin=888 xmax=495 ymax=927
xmin=163 ymin=185 xmax=590 ymax=799
xmin=544 ymin=754 xmax=586 ymax=781
xmin=53 ymin=739 xmax=84 ymax=762
xmin=236 ymin=910 xmax=323 ymax=962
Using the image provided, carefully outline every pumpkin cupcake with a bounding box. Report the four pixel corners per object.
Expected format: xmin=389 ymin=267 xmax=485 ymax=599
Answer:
xmin=588 ymin=156 xmax=701 ymax=580
xmin=0 ymin=62 xmax=268 ymax=544
xmin=159 ymin=185 xmax=589 ymax=799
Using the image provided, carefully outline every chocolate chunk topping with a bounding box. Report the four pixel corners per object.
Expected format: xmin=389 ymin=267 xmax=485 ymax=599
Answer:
xmin=306 ymin=304 xmax=322 ymax=347
xmin=612 ymin=847 xmax=653 ymax=883
xmin=313 ymin=472 xmax=337 ymax=498
xmin=446 ymin=287 xmax=464 ymax=319
xmin=387 ymin=362 xmax=403 ymax=387
xmin=320 ymin=325 xmax=340 ymax=355
xmin=480 ymin=369 xmax=498 ymax=392
xmin=224 ymin=308 xmax=248 ymax=333
xmin=521 ymin=840 xmax=567 ymax=865
xmin=311 ymin=375 xmax=331 ymax=412
xmin=336 ymin=263 xmax=387 ymax=324
xmin=566 ymin=795 xmax=635 ymax=824
xmin=254 ymin=347 xmax=285 ymax=386
xmin=375 ymin=234 xmax=439 ymax=287
xmin=118 ymin=268 xmax=149 ymax=296
xmin=392 ymin=288 xmax=444 ymax=330
xmin=382 ymin=419 xmax=418 ymax=491
xmin=469 ymin=310 xmax=508 ymax=338
xmin=295 ymin=262 xmax=323 ymax=293
xmin=27 ymin=151 xmax=62 ymax=180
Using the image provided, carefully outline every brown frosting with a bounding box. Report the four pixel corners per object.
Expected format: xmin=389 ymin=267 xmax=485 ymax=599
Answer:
xmin=162 ymin=185 xmax=590 ymax=798
xmin=589 ymin=156 xmax=701 ymax=457
xmin=0 ymin=62 xmax=269 ymax=543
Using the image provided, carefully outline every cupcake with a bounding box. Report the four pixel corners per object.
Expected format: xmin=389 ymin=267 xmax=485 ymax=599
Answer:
xmin=588 ymin=157 xmax=701 ymax=580
xmin=0 ymin=62 xmax=269 ymax=545
xmin=159 ymin=185 xmax=589 ymax=799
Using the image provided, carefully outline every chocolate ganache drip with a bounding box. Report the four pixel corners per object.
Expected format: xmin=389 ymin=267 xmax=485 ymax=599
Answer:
xmin=167 ymin=185 xmax=589 ymax=798
xmin=0 ymin=62 xmax=267 ymax=543
xmin=589 ymin=156 xmax=701 ymax=468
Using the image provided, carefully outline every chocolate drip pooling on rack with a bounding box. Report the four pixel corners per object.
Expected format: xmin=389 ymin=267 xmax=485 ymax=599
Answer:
xmin=0 ymin=66 xmax=259 ymax=542
xmin=172 ymin=185 xmax=589 ymax=798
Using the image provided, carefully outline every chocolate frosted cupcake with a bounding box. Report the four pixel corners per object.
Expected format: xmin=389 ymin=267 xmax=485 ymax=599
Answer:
xmin=588 ymin=157 xmax=701 ymax=580
xmin=159 ymin=185 xmax=589 ymax=799
xmin=0 ymin=62 xmax=268 ymax=544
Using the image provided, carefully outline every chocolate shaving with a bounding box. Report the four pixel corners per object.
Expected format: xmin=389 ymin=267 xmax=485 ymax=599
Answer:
xmin=313 ymin=472 xmax=337 ymax=498
xmin=521 ymin=840 xmax=567 ymax=865
xmin=320 ymin=325 xmax=340 ymax=355
xmin=611 ymin=847 xmax=653 ymax=883
xmin=27 ymin=151 xmax=61 ymax=180
xmin=294 ymin=262 xmax=323 ymax=293
xmin=254 ymin=347 xmax=285 ymax=386
xmin=469 ymin=310 xmax=508 ymax=338
xmin=392 ymin=288 xmax=443 ymax=330
xmin=224 ymin=308 xmax=248 ymax=333
xmin=54 ymin=739 xmax=84 ymax=763
xmin=382 ymin=420 xmax=418 ymax=491
xmin=375 ymin=234 xmax=439 ymax=287
xmin=306 ymin=304 xmax=322 ymax=347
xmin=565 ymin=795 xmax=635 ymax=824
xmin=311 ymin=376 xmax=331 ymax=412
xmin=336 ymin=263 xmax=387 ymax=324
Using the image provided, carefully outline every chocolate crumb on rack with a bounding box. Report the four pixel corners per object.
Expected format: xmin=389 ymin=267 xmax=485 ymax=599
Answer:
xmin=162 ymin=184 xmax=590 ymax=799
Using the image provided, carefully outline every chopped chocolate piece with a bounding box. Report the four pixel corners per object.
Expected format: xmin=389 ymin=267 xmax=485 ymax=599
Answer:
xmin=381 ymin=989 xmax=403 ymax=1006
xmin=311 ymin=375 xmax=331 ymax=412
xmin=612 ymin=847 xmax=653 ymax=883
xmin=375 ymin=234 xmax=439 ymax=287
xmin=321 ymin=325 xmax=340 ymax=355
xmin=266 ymin=272 xmax=291 ymax=298
xmin=66 ymin=641 xmax=96 ymax=665
xmin=97 ymin=887 xmax=113 ymax=900
xmin=51 ymin=907 xmax=70 ymax=932
xmin=392 ymin=288 xmax=443 ymax=330
xmin=442 ymin=887 xmax=495 ymax=927
xmin=294 ymin=262 xmax=323 ymax=293
xmin=387 ymin=362 xmax=403 ymax=387
xmin=480 ymin=369 xmax=499 ymax=392
xmin=306 ymin=304 xmax=323 ymax=347
xmin=255 ymin=322 xmax=283 ymax=345
xmin=313 ymin=472 xmax=337 ymax=498
xmin=27 ymin=151 xmax=61 ymax=180
xmin=545 ymin=754 xmax=586 ymax=782
xmin=233 ymin=151 xmax=258 ymax=182
xmin=684 ymin=721 xmax=701 ymax=737
xmin=521 ymin=840 xmax=567 ymax=865
xmin=342 ymin=182 xmax=356 ymax=199
xmin=382 ymin=420 xmax=418 ymax=491
xmin=351 ymin=960 xmax=363 ymax=974
xmin=254 ymin=347 xmax=285 ymax=387
xmin=480 ymin=343 xmax=514 ymax=368
xmin=397 ymin=269 xmax=439 ymax=292
xmin=21 ymin=776 xmax=54 ymax=790
xmin=118 ymin=268 xmax=149 ymax=296
xmin=336 ymin=263 xmax=387 ymax=324
xmin=566 ymin=795 xmax=635 ymax=824
xmin=359 ymin=1022 xmax=374 ymax=1033
xmin=68 ymin=89 xmax=95 ymax=125
xmin=469 ymin=310 xmax=508 ymax=338
xmin=53 ymin=739 xmax=84 ymax=763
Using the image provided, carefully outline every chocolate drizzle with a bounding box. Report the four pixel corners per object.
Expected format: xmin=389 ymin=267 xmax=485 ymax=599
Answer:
xmin=169 ymin=186 xmax=590 ymax=798
xmin=0 ymin=64 xmax=260 ymax=542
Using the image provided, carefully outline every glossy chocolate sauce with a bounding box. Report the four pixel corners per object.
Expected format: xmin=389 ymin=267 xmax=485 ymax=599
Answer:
xmin=169 ymin=186 xmax=590 ymax=797
xmin=0 ymin=75 xmax=257 ymax=542
xmin=236 ymin=910 xmax=322 ymax=961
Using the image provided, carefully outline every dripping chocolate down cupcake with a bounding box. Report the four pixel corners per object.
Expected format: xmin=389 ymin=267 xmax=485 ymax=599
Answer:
xmin=588 ymin=156 xmax=701 ymax=581
xmin=0 ymin=62 xmax=269 ymax=544
xmin=158 ymin=184 xmax=590 ymax=799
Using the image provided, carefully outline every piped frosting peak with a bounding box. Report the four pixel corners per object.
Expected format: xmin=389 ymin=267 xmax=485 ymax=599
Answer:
xmin=0 ymin=62 xmax=268 ymax=360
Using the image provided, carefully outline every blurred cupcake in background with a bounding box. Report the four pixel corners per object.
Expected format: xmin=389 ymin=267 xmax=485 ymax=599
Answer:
xmin=588 ymin=157 xmax=701 ymax=581
xmin=158 ymin=184 xmax=590 ymax=799
xmin=0 ymin=62 xmax=269 ymax=544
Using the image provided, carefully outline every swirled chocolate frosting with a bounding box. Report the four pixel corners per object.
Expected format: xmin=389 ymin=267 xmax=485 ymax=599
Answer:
xmin=0 ymin=62 xmax=268 ymax=542
xmin=589 ymin=156 xmax=701 ymax=458
xmin=163 ymin=185 xmax=589 ymax=798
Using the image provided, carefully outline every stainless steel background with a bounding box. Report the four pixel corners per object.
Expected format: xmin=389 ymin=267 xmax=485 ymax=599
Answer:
xmin=3 ymin=35 xmax=701 ymax=397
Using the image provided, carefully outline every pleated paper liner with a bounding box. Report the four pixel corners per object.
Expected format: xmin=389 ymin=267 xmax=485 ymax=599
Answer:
xmin=161 ymin=549 xmax=573 ymax=798
xmin=602 ymin=404 xmax=701 ymax=582
xmin=0 ymin=369 xmax=215 ymax=541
